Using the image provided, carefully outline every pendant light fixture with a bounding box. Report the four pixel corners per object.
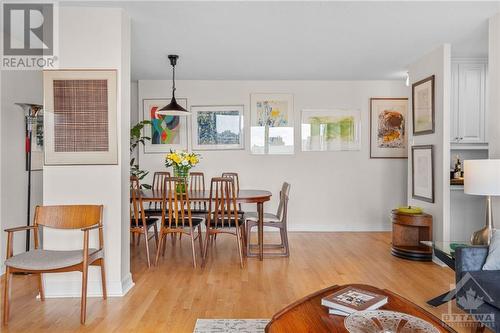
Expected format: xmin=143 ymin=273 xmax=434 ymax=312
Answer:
xmin=158 ymin=54 xmax=190 ymax=116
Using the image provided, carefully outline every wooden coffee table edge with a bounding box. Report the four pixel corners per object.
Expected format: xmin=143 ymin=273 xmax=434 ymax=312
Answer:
xmin=265 ymin=284 xmax=458 ymax=333
xmin=382 ymin=288 xmax=458 ymax=333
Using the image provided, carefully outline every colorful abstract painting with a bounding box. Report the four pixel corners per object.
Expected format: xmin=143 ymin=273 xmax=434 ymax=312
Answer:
xmin=191 ymin=105 xmax=244 ymax=150
xmin=301 ymin=109 xmax=361 ymax=151
xmin=143 ymin=99 xmax=188 ymax=153
xmin=250 ymin=93 xmax=294 ymax=154
xmin=370 ymin=98 xmax=408 ymax=158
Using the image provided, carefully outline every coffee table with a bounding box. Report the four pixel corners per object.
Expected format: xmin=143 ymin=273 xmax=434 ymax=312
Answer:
xmin=265 ymin=284 xmax=457 ymax=332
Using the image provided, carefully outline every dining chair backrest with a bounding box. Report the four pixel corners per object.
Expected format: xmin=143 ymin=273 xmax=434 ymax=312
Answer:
xmin=276 ymin=182 xmax=291 ymax=221
xmin=161 ymin=176 xmax=194 ymax=229
xmin=130 ymin=176 xmax=147 ymax=228
xmin=35 ymin=205 xmax=103 ymax=230
xmin=189 ymin=172 xmax=205 ymax=192
xmin=221 ymin=172 xmax=240 ymax=192
xmin=189 ymin=172 xmax=206 ymax=211
xmin=152 ymin=171 xmax=171 ymax=192
xmin=207 ymin=177 xmax=239 ymax=229
xmin=222 ymin=172 xmax=241 ymax=211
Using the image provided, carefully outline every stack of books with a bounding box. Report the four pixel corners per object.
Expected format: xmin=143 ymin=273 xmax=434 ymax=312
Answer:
xmin=321 ymin=287 xmax=388 ymax=316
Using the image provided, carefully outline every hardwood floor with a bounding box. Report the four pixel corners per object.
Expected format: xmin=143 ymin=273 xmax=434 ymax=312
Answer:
xmin=1 ymin=232 xmax=476 ymax=332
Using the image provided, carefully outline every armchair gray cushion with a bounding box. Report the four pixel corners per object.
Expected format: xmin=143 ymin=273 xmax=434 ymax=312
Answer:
xmin=483 ymin=229 xmax=500 ymax=270
xmin=5 ymin=249 xmax=99 ymax=270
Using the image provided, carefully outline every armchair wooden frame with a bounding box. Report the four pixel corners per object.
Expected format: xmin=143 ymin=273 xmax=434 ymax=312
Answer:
xmin=3 ymin=205 xmax=106 ymax=325
xmin=246 ymin=182 xmax=291 ymax=257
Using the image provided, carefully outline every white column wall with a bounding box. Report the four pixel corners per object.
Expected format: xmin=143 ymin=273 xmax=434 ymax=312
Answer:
xmin=42 ymin=7 xmax=132 ymax=297
xmin=408 ymin=44 xmax=451 ymax=243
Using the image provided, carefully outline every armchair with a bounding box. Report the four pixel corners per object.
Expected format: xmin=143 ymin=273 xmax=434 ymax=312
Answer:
xmin=3 ymin=205 xmax=106 ymax=325
xmin=455 ymin=246 xmax=500 ymax=332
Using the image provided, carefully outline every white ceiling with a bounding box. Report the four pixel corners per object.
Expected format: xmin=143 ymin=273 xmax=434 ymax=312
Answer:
xmin=68 ymin=1 xmax=500 ymax=80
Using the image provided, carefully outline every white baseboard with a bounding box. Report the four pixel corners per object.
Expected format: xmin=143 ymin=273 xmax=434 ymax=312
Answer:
xmin=43 ymin=272 xmax=134 ymax=298
xmin=287 ymin=224 xmax=392 ymax=232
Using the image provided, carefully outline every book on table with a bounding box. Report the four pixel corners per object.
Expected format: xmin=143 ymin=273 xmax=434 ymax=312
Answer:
xmin=321 ymin=287 xmax=388 ymax=316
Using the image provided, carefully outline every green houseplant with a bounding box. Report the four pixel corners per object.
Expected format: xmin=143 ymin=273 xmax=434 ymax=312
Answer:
xmin=130 ymin=120 xmax=152 ymax=189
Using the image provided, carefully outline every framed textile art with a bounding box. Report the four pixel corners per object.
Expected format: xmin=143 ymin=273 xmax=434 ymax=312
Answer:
xmin=43 ymin=70 xmax=118 ymax=165
xmin=191 ymin=105 xmax=244 ymax=150
xmin=143 ymin=98 xmax=188 ymax=153
xmin=411 ymin=145 xmax=434 ymax=203
xmin=250 ymin=93 xmax=294 ymax=155
xmin=412 ymin=75 xmax=435 ymax=135
xmin=301 ymin=109 xmax=361 ymax=151
xmin=370 ymin=98 xmax=408 ymax=158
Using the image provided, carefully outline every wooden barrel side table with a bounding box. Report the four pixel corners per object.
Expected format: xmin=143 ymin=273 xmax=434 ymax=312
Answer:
xmin=391 ymin=209 xmax=432 ymax=261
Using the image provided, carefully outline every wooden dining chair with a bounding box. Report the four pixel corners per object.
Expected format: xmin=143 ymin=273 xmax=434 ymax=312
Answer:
xmin=3 ymin=205 xmax=106 ymax=324
xmin=221 ymin=172 xmax=244 ymax=212
xmin=155 ymin=177 xmax=204 ymax=268
xmin=189 ymin=172 xmax=207 ymax=215
xmin=147 ymin=171 xmax=171 ymax=216
xmin=131 ymin=176 xmax=159 ymax=268
xmin=245 ymin=182 xmax=291 ymax=257
xmin=203 ymin=177 xmax=245 ymax=268
xmin=152 ymin=171 xmax=171 ymax=192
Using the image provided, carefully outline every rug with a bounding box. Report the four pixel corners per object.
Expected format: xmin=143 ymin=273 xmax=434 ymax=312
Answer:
xmin=193 ymin=319 xmax=270 ymax=333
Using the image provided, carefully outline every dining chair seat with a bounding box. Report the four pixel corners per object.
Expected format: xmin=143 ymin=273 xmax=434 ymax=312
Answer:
xmin=211 ymin=217 xmax=245 ymax=227
xmin=244 ymin=212 xmax=281 ymax=223
xmin=131 ymin=217 xmax=158 ymax=226
xmin=163 ymin=216 xmax=205 ymax=227
xmin=5 ymin=248 xmax=101 ymax=271
xmin=144 ymin=208 xmax=162 ymax=216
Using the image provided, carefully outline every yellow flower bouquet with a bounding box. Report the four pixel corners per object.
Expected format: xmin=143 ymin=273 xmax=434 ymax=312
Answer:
xmin=165 ymin=150 xmax=200 ymax=191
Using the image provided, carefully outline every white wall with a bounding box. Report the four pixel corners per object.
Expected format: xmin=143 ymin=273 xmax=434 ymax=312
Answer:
xmin=42 ymin=7 xmax=132 ymax=297
xmin=1 ymin=71 xmax=44 ymax=275
xmin=408 ymin=45 xmax=451 ymax=242
xmin=488 ymin=13 xmax=500 ymax=219
xmin=136 ymin=80 xmax=408 ymax=231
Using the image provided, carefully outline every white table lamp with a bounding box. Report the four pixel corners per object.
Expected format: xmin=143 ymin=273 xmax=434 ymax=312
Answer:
xmin=464 ymin=159 xmax=500 ymax=245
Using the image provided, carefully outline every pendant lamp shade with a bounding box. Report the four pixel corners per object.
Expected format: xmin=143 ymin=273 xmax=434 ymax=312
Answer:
xmin=158 ymin=54 xmax=190 ymax=116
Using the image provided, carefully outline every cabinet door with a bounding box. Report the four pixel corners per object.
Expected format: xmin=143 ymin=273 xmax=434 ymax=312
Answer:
xmin=450 ymin=63 xmax=459 ymax=142
xmin=457 ymin=63 xmax=486 ymax=143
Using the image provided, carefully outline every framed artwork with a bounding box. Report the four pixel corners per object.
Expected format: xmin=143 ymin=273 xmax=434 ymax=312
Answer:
xmin=412 ymin=75 xmax=435 ymax=135
xmin=412 ymin=145 xmax=434 ymax=203
xmin=250 ymin=93 xmax=294 ymax=155
xmin=370 ymin=98 xmax=408 ymax=159
xmin=301 ymin=109 xmax=361 ymax=151
xmin=143 ymin=98 xmax=188 ymax=153
xmin=43 ymin=70 xmax=118 ymax=165
xmin=191 ymin=105 xmax=244 ymax=150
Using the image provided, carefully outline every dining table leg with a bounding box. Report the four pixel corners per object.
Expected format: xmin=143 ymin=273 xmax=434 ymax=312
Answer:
xmin=257 ymin=201 xmax=264 ymax=261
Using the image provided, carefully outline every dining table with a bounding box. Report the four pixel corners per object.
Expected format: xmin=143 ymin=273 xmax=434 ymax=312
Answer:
xmin=138 ymin=188 xmax=272 ymax=261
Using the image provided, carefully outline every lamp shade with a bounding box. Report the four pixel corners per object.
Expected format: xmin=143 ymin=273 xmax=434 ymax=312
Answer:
xmin=464 ymin=159 xmax=500 ymax=196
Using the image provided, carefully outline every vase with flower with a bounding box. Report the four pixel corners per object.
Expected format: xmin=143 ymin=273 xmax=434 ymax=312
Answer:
xmin=165 ymin=150 xmax=200 ymax=192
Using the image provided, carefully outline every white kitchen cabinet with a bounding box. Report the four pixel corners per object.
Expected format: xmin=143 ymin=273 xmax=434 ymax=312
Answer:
xmin=450 ymin=60 xmax=487 ymax=144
